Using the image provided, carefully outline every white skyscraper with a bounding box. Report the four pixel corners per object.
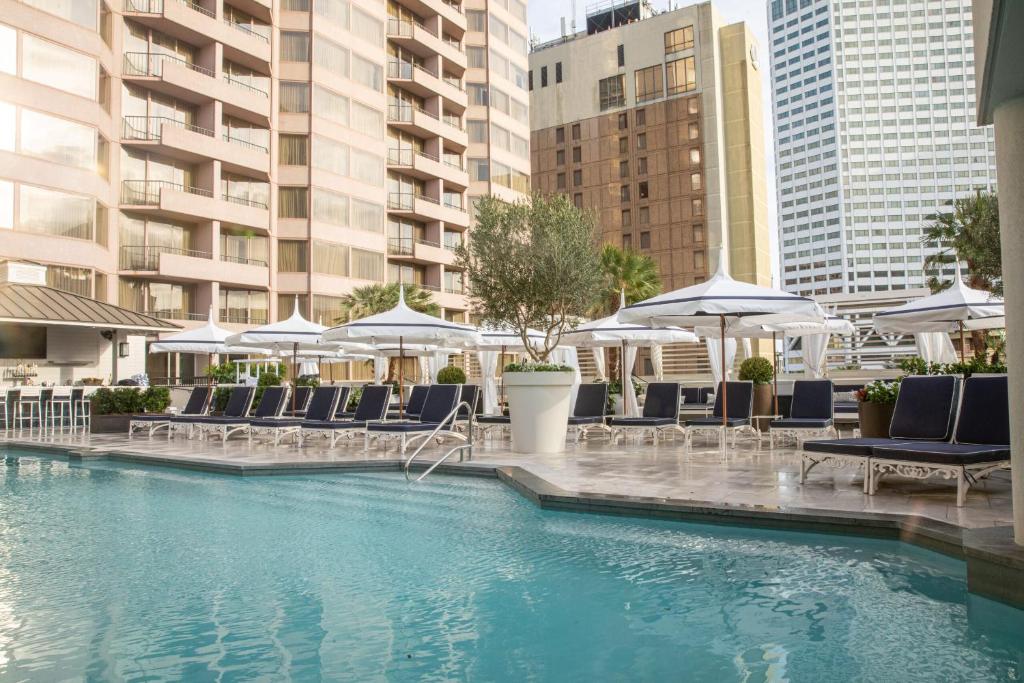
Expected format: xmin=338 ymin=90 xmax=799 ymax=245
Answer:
xmin=768 ymin=0 xmax=997 ymax=297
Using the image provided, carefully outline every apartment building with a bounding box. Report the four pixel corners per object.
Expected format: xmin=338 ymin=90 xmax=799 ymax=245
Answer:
xmin=768 ymin=0 xmax=997 ymax=298
xmin=0 ymin=0 xmax=526 ymax=381
xmin=529 ymin=1 xmax=771 ymax=295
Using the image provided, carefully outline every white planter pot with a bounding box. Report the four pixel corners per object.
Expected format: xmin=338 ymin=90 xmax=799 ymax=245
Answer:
xmin=610 ymin=394 xmax=624 ymax=415
xmin=504 ymin=371 xmax=574 ymax=454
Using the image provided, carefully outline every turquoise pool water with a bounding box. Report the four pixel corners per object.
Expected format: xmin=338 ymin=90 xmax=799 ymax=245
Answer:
xmin=0 ymin=452 xmax=1022 ymax=681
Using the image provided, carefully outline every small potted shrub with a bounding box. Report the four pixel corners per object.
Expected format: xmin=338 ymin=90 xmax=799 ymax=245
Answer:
xmin=436 ymin=366 xmax=467 ymax=384
xmin=738 ymin=356 xmax=774 ymax=429
xmin=856 ymin=380 xmax=900 ymax=438
xmin=90 ymin=386 xmax=171 ymax=433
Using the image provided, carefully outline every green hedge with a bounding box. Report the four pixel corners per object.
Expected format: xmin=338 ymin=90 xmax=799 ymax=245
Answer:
xmin=90 ymin=387 xmax=171 ymax=415
xmin=436 ymin=366 xmax=467 ymax=384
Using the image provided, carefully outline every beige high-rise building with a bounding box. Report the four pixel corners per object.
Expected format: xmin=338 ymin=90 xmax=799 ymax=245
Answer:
xmin=529 ymin=0 xmax=770 ymax=293
xmin=0 ymin=0 xmax=527 ymax=381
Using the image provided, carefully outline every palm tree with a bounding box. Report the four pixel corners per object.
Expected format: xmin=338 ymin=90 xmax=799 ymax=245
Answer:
xmin=594 ymin=244 xmax=662 ymax=380
xmin=335 ymin=283 xmax=441 ymax=381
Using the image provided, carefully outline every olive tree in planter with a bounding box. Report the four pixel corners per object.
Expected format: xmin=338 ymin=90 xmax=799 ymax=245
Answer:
xmin=456 ymin=194 xmax=603 ymax=453
xmin=738 ymin=356 xmax=774 ymax=430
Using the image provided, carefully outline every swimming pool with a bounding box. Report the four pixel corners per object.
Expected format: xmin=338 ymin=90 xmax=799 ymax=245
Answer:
xmin=0 ymin=451 xmax=1021 ymax=681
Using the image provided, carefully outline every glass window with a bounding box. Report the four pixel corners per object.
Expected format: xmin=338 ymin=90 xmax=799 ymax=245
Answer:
xmin=573 ymin=146 xmax=582 ymax=162
xmin=352 ymin=198 xmax=383 ymax=232
xmin=221 ymin=230 xmax=268 ymax=266
xmin=467 ymin=46 xmax=486 ymax=68
xmin=664 ymin=26 xmax=694 ymax=53
xmin=313 ymin=0 xmax=348 ymax=27
xmin=279 ymin=135 xmax=308 ymax=165
xmin=23 ymin=0 xmax=98 ymax=30
xmin=0 ymin=24 xmax=15 ymax=75
xmin=634 ymin=65 xmax=663 ymax=104
xmin=277 ymin=240 xmax=308 ymax=272
xmin=689 ymin=122 xmax=699 ymax=140
xmin=278 ymin=187 xmax=308 ymax=218
xmin=555 ymin=127 xmax=565 ymax=144
xmin=466 ymin=10 xmax=486 ymax=32
xmin=312 ymin=188 xmax=348 ymax=226
xmin=0 ymin=102 xmax=14 ymax=151
xmin=22 ymin=35 xmax=97 ymax=99
xmin=280 ymin=31 xmax=310 ymax=61
xmin=46 ymin=264 xmax=92 ymax=296
xmin=313 ymin=34 xmax=348 ymax=77
xmin=666 ymin=57 xmax=697 ymax=95
xmin=279 ymin=82 xmax=309 ymax=113
xmin=312 ymin=240 xmax=350 ymax=276
xmin=352 ymin=101 xmax=383 ymax=138
xmin=19 ymin=184 xmax=94 ymax=240
xmin=639 ymin=231 xmax=651 ymax=249
xmin=350 ymin=148 xmax=383 ymax=185
xmin=0 ymin=180 xmax=12 ymax=229
xmin=690 ymin=147 xmax=701 ymax=165
xmin=599 ymin=75 xmax=625 ymax=111
xmin=690 ymin=172 xmax=702 ymax=191
xmin=351 ymin=52 xmax=383 ymax=91
xmin=637 ymin=133 xmax=646 ymax=150
xmin=352 ymin=6 xmax=383 ymax=46
xmin=351 ymin=248 xmax=384 ymax=281
xmin=20 ymin=109 xmax=96 ymax=170
xmin=312 ymin=85 xmax=349 ymax=125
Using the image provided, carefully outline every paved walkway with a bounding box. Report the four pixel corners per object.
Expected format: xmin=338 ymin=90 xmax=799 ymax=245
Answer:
xmin=0 ymin=426 xmax=1011 ymax=530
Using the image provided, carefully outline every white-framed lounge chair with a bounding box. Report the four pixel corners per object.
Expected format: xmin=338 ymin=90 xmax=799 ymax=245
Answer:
xmin=365 ymin=384 xmax=463 ymax=455
xmin=869 ymin=374 xmax=1009 ymax=506
xmin=569 ymin=383 xmax=611 ymax=442
xmin=768 ymin=379 xmax=837 ymax=449
xmin=387 ymin=384 xmax=429 ymax=421
xmin=800 ymin=375 xmax=960 ymax=491
xmin=283 ymin=385 xmax=314 ymax=417
xmin=684 ymin=381 xmax=757 ymax=451
xmin=248 ymin=386 xmax=346 ymax=446
xmin=199 ymin=386 xmax=290 ymax=444
xmin=298 ymin=385 xmax=391 ymax=448
xmin=129 ymin=386 xmax=212 ymax=438
xmin=169 ymin=386 xmax=256 ymax=439
xmin=608 ymin=382 xmax=685 ymax=445
xmin=454 ymin=384 xmax=481 ymax=432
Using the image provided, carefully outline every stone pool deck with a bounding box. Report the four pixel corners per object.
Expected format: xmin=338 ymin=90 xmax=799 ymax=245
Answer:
xmin=4 ymin=427 xmax=1023 ymax=607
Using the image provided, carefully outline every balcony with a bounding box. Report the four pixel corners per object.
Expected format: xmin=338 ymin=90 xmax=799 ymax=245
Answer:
xmin=386 ymin=148 xmax=469 ymax=189
xmin=387 ymin=103 xmax=467 ymax=151
xmin=142 ymin=309 xmax=207 ymax=323
xmin=122 ymin=116 xmax=270 ymax=177
xmin=119 ymin=244 xmax=267 ymax=289
xmin=387 ymin=61 xmax=467 ymax=112
xmin=387 ymin=192 xmax=470 ymax=227
xmin=121 ymin=180 xmax=270 ymax=231
xmin=220 ymin=310 xmax=269 ymax=325
xmin=123 ymin=0 xmax=271 ymax=68
xmin=386 ymin=18 xmax=466 ymax=72
xmin=386 ymin=237 xmax=456 ymax=266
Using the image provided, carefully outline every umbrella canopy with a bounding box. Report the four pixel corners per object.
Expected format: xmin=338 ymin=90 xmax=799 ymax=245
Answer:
xmin=873 ymin=263 xmax=1004 ymax=334
xmin=149 ymin=309 xmax=268 ymax=355
xmin=708 ymin=315 xmax=855 ymax=338
xmin=475 ymin=323 xmax=547 ymax=351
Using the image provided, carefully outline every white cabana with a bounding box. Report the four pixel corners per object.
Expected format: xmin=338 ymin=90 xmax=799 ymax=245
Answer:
xmin=619 ymin=251 xmax=822 ymax=427
xmin=915 ymin=332 xmax=958 ymax=365
xmin=873 ymin=262 xmax=1004 ymax=360
xmin=149 ymin=309 xmax=270 ymax=381
xmin=564 ymin=292 xmax=697 ymax=416
xmin=322 ymin=286 xmax=479 ymax=417
xmin=475 ymin=324 xmax=546 ymax=415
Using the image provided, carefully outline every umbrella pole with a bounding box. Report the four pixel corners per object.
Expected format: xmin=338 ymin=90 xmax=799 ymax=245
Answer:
xmin=959 ymin=321 xmax=967 ymax=363
xmin=720 ymin=315 xmax=728 ymax=429
xmin=621 ymin=339 xmax=627 ymax=417
xmin=399 ymin=335 xmax=404 ymax=420
xmin=208 ymin=352 xmax=214 ymax=387
xmin=500 ymin=344 xmax=506 ymax=414
xmin=772 ymin=331 xmax=779 ymax=417
xmin=292 ymin=342 xmax=298 ymax=415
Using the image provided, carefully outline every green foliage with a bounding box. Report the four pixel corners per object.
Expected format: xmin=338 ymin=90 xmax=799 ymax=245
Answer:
xmin=738 ymin=356 xmax=774 ymax=385
xmin=595 ymin=244 xmax=661 ymax=316
xmin=436 ymin=366 xmax=467 ymax=384
xmin=254 ymin=370 xmax=282 ymax=407
xmin=922 ymin=191 xmax=1001 ymax=296
xmin=857 ymin=380 xmax=901 ymax=404
xmin=598 ymin=377 xmax=643 ymax=413
xmin=897 ymin=356 xmax=932 ymax=376
xmin=346 ymin=387 xmax=362 ymax=412
xmin=212 ymin=387 xmax=231 ymax=413
xmin=457 ymin=194 xmax=604 ymax=362
xmin=90 ymin=387 xmax=171 ymax=415
xmin=334 ymin=282 xmax=440 ymax=322
xmin=295 ymin=374 xmax=320 ymax=387
xmin=206 ymin=362 xmax=238 ymax=384
xmin=503 ymin=361 xmax=573 ymax=373
xmin=898 ymin=354 xmax=1007 ymax=378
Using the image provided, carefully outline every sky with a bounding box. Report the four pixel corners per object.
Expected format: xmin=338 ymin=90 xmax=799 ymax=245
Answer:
xmin=526 ymin=0 xmax=780 ymax=283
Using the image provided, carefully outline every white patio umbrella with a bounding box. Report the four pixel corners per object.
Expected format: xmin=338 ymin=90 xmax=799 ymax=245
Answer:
xmin=873 ymin=262 xmax=1005 ymax=361
xmin=148 ymin=309 xmax=270 ymax=383
xmin=564 ymin=291 xmax=698 ymax=416
xmin=225 ymin=298 xmax=332 ymax=413
xmin=322 ymin=286 xmax=480 ymax=418
xmin=619 ymin=250 xmax=822 ymax=427
xmin=475 ymin=324 xmax=547 ymax=415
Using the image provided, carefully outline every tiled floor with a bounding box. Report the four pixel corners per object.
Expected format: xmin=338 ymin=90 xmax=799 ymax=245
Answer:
xmin=3 ymin=425 xmax=1012 ymax=530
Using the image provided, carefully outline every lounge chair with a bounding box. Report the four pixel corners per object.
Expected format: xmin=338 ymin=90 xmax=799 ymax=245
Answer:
xmin=869 ymin=374 xmax=1009 ymax=506
xmin=608 ymin=382 xmax=685 ymax=444
xmin=192 ymin=387 xmax=289 ymax=443
xmin=298 ymin=385 xmax=390 ymax=448
xmin=283 ymin=385 xmax=313 ymax=417
xmin=684 ymin=381 xmax=757 ymax=451
xmin=569 ymin=383 xmax=611 ymax=442
xmin=454 ymin=384 xmax=481 ymax=431
xmin=170 ymin=386 xmax=256 ymax=440
xmin=768 ymin=379 xmax=837 ymax=449
xmin=680 ymin=386 xmax=714 ymax=418
xmin=365 ymin=384 xmax=463 ymax=454
xmin=248 ymin=386 xmax=344 ymax=446
xmin=130 ymin=386 xmax=212 ymax=438
xmin=800 ymin=375 xmax=960 ymax=491
xmin=387 ymin=384 xmax=429 ymax=420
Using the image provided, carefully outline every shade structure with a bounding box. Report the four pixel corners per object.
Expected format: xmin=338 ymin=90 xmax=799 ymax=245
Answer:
xmin=322 ymin=286 xmax=479 ymax=417
xmin=475 ymin=324 xmax=553 ymax=415
xmin=873 ymin=262 xmax=1004 ymax=360
xmin=619 ymin=252 xmax=823 ymax=428
xmin=564 ymin=292 xmax=698 ymax=416
xmin=149 ymin=309 xmax=269 ymax=383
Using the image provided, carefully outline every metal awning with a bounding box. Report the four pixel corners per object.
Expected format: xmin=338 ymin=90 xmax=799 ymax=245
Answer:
xmin=0 ymin=283 xmax=179 ymax=332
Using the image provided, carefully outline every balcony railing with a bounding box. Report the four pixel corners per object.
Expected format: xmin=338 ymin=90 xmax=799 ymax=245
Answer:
xmin=388 ymin=192 xmax=441 ymax=211
xmin=444 ymin=198 xmax=465 ymax=212
xmin=442 ymin=0 xmax=462 ymax=14
xmin=223 ymin=133 xmax=269 ymax=153
xmin=122 ymin=115 xmax=213 ymax=141
xmin=223 ymin=74 xmax=269 ymax=97
xmin=387 ymin=237 xmax=413 ymax=256
xmin=124 ymin=0 xmax=214 ymax=19
xmin=387 ymin=18 xmax=415 ymax=38
xmin=121 ymin=179 xmax=213 ymax=205
xmin=120 ymin=245 xmax=212 ymax=270
xmin=387 ymin=103 xmax=464 ymax=133
xmin=223 ymin=194 xmax=269 ymax=210
xmin=220 ymin=311 xmax=268 ymax=325
xmin=141 ymin=309 xmax=205 ymax=321
xmin=123 ymin=51 xmax=213 ymax=78
xmin=225 ymin=18 xmax=271 ymax=43
xmin=221 ymin=254 xmax=268 ymax=268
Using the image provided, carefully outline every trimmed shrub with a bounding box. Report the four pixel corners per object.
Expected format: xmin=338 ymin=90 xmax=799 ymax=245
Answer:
xmin=738 ymin=356 xmax=773 ymax=385
xmin=436 ymin=366 xmax=467 ymax=384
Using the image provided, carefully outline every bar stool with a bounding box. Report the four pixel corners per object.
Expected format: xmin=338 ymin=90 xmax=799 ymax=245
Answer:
xmin=0 ymin=389 xmax=8 ymax=432
xmin=73 ymin=387 xmax=91 ymax=430
xmin=38 ymin=388 xmax=53 ymax=429
xmin=15 ymin=387 xmax=41 ymax=429
xmin=49 ymin=387 xmax=73 ymax=431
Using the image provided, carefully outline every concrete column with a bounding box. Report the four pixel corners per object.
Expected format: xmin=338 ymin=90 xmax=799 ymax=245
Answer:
xmin=992 ymin=96 xmax=1024 ymax=544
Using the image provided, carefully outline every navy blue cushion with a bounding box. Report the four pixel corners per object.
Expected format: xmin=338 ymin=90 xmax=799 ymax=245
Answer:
xmin=686 ymin=417 xmax=751 ymax=427
xmin=353 ymin=386 xmax=391 ymax=422
xmin=770 ymin=418 xmax=833 ymax=429
xmin=888 ymin=375 xmax=959 ymax=440
xmin=803 ymin=437 xmax=902 ymax=456
xmin=710 ymin=381 xmax=754 ymax=420
xmin=249 ymin=418 xmax=303 ymax=428
xmin=419 ymin=384 xmax=460 ymax=424
xmin=301 ymin=420 xmax=368 ymax=430
xmin=955 ymin=375 xmax=1009 ymax=445
xmin=568 ymin=416 xmax=604 ymax=425
xmin=609 ymin=417 xmax=676 ymax=427
xmin=131 ymin=414 xmax=172 ymax=422
xmin=180 ymin=387 xmax=211 ymax=415
xmin=575 ymin=384 xmax=608 ymax=418
xmin=791 ymin=380 xmax=833 ymax=420
xmin=834 ymin=402 xmax=859 ymax=414
xmin=476 ymin=415 xmax=510 ymax=424
xmin=367 ymin=421 xmax=441 ymax=433
xmin=641 ymin=383 xmax=680 ymax=419
xmin=300 ymin=387 xmax=341 ymax=422
xmin=178 ymin=416 xmax=248 ymax=424
xmin=871 ymin=442 xmax=1010 ymax=465
xmin=403 ymin=386 xmax=429 ymax=416
xmin=222 ymin=387 xmax=255 ymax=418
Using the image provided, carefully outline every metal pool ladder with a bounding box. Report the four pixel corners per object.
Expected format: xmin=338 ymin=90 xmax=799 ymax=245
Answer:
xmin=403 ymin=401 xmax=474 ymax=482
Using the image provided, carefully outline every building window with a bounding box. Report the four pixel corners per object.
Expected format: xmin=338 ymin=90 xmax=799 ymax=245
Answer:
xmin=688 ymin=97 xmax=699 ymax=115
xmin=623 ymin=233 xmax=632 ymax=249
xmin=555 ymin=127 xmax=565 ymax=144
xmin=692 ymin=198 xmax=703 ymax=216
xmin=619 ymin=160 xmax=629 ymax=178
xmin=617 ymin=44 xmax=624 ymax=67
xmin=690 ymin=172 xmax=702 ymax=191
xmin=636 ymin=109 xmax=646 ymax=126
xmin=634 ymin=65 xmax=663 ymax=103
xmin=618 ymin=113 xmax=628 ymax=130
xmin=278 ymin=187 xmax=308 ymax=218
xmin=694 ymin=249 xmax=705 ymax=270
xmin=693 ymin=223 xmax=704 ymax=242
xmin=637 ymin=132 xmax=647 ymax=150
xmin=638 ymin=181 xmax=649 ymax=199
xmin=620 ymin=184 xmax=630 ymax=202
xmin=639 ymin=206 xmax=649 ymax=224
xmin=688 ymin=122 xmax=699 ymax=140
xmin=556 ymin=149 xmax=565 ymax=165
xmin=279 ymin=82 xmax=309 ymax=113
xmin=556 ymin=172 xmax=566 ymax=190
xmin=528 ymin=69 xmax=533 ymax=90
xmin=690 ymin=147 xmax=701 ymax=166
xmin=621 ymin=209 xmax=631 ymax=227
xmin=573 ymin=193 xmax=583 ymax=208
xmin=280 ymin=31 xmax=310 ymax=61
xmin=572 ymin=146 xmax=582 ymax=163
xmin=619 ymin=137 xmax=628 ymax=154
xmin=664 ymin=26 xmax=694 ymax=53
xmin=571 ymin=123 xmax=581 ymax=140
xmin=666 ymin=57 xmax=696 ymax=95
xmin=639 ymin=231 xmax=651 ymax=249
xmin=573 ymin=169 xmax=582 ymax=186
xmin=555 ymin=61 xmax=563 ymax=83
xmin=541 ymin=65 xmax=548 ymax=87
xmin=598 ymin=74 xmax=625 ymax=110
xmin=279 ymin=134 xmax=308 ymax=165
xmin=277 ymin=240 xmax=308 ymax=272
xmin=637 ymin=157 xmax=647 ymax=175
